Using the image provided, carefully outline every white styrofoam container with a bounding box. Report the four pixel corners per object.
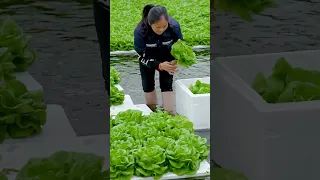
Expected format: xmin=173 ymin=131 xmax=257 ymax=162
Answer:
xmin=175 ymin=77 xmax=210 ymax=130
xmin=110 ymin=95 xmax=135 ymax=116
xmin=211 ymin=50 xmax=320 ymax=180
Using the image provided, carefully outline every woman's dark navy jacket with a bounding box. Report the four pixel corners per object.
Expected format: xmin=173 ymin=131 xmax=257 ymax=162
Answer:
xmin=134 ymin=17 xmax=183 ymax=70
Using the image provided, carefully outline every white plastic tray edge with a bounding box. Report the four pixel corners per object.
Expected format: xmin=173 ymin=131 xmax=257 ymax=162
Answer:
xmin=131 ymin=160 xmax=210 ymax=180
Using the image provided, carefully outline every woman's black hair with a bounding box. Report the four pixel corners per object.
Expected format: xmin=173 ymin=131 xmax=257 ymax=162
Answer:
xmin=142 ymin=4 xmax=155 ymax=22
xmin=141 ymin=4 xmax=169 ymax=25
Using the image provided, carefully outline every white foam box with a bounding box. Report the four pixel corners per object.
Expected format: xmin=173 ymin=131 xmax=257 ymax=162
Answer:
xmin=211 ymin=50 xmax=320 ymax=180
xmin=175 ymin=77 xmax=210 ymax=130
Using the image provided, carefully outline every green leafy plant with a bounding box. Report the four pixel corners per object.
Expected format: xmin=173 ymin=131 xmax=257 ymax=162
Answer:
xmin=171 ymin=39 xmax=197 ymax=68
xmin=110 ymin=149 xmax=135 ymax=180
xmin=133 ymin=145 xmax=168 ymax=178
xmin=189 ymin=80 xmax=210 ymax=94
xmin=0 ymin=16 xmax=36 ymax=72
xmin=0 ymin=79 xmax=47 ymax=143
xmin=0 ymin=173 xmax=7 ymax=180
xmin=110 ymin=110 xmax=210 ymax=179
xmin=110 ymin=0 xmax=209 ymax=51
xmin=110 ymin=66 xmax=121 ymax=86
xmin=15 ymin=151 xmax=109 ymax=180
xmin=214 ymin=0 xmax=277 ymax=21
xmin=252 ymin=57 xmax=320 ymax=103
xmin=0 ymin=47 xmax=15 ymax=81
xmin=109 ymin=67 xmax=125 ymax=106
xmin=110 ymin=86 xmax=125 ymax=106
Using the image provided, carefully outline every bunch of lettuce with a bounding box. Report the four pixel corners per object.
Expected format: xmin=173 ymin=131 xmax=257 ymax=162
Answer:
xmin=110 ymin=66 xmax=121 ymax=86
xmin=110 ymin=86 xmax=125 ymax=106
xmin=0 ymin=79 xmax=47 ymax=143
xmin=252 ymin=57 xmax=320 ymax=103
xmin=189 ymin=80 xmax=210 ymax=94
xmin=0 ymin=16 xmax=35 ymax=72
xmin=15 ymin=151 xmax=109 ymax=180
xmin=110 ymin=110 xmax=210 ymax=180
xmin=171 ymin=39 xmax=197 ymax=68
xmin=214 ymin=0 xmax=276 ymax=21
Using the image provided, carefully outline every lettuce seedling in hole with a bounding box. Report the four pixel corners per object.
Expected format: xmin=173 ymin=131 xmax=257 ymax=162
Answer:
xmin=110 ymin=66 xmax=121 ymax=86
xmin=110 ymin=86 xmax=125 ymax=106
xmin=133 ymin=145 xmax=168 ymax=180
xmin=0 ymin=16 xmax=36 ymax=72
xmin=0 ymin=79 xmax=46 ymax=143
xmin=110 ymin=149 xmax=135 ymax=180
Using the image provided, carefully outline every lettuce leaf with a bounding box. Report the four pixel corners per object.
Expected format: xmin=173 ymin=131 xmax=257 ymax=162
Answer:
xmin=0 ymin=16 xmax=35 ymax=72
xmin=252 ymin=57 xmax=320 ymax=103
xmin=189 ymin=80 xmax=210 ymax=94
xmin=0 ymin=47 xmax=16 ymax=82
xmin=15 ymin=151 xmax=106 ymax=180
xmin=286 ymin=67 xmax=320 ymax=87
xmin=277 ymin=81 xmax=320 ymax=103
xmin=133 ymin=146 xmax=168 ymax=179
xmin=110 ymin=149 xmax=135 ymax=180
xmin=166 ymin=142 xmax=201 ymax=176
xmin=110 ymin=66 xmax=121 ymax=86
xmin=214 ymin=0 xmax=276 ymax=21
xmin=171 ymin=39 xmax=197 ymax=68
xmin=112 ymin=109 xmax=146 ymax=126
xmin=110 ymin=86 xmax=124 ymax=106
xmin=0 ymin=79 xmax=46 ymax=143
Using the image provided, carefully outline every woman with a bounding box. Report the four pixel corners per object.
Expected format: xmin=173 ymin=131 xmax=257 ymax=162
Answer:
xmin=134 ymin=4 xmax=183 ymax=114
xmin=93 ymin=0 xmax=110 ymax=95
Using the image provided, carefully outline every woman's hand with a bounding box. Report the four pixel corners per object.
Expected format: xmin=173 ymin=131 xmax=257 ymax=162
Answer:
xmin=159 ymin=61 xmax=177 ymax=74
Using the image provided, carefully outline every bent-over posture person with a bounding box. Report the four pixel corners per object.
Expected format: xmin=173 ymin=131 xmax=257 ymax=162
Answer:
xmin=134 ymin=4 xmax=183 ymax=114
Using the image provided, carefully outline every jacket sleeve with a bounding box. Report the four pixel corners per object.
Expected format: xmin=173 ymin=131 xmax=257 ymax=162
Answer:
xmin=134 ymin=30 xmax=161 ymax=70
